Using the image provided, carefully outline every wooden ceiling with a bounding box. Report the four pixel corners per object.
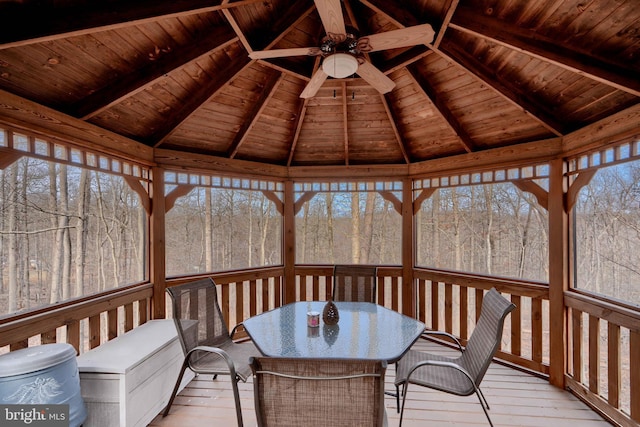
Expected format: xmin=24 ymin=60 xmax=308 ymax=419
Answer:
xmin=0 ymin=0 xmax=638 ymax=169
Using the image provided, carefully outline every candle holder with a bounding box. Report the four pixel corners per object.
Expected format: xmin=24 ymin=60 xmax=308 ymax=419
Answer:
xmin=322 ymin=298 xmax=339 ymax=325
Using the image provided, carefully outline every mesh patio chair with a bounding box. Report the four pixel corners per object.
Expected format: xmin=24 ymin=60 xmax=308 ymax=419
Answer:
xmin=332 ymin=264 xmax=378 ymax=303
xmin=163 ymin=278 xmax=258 ymax=427
xmin=394 ymin=287 xmax=516 ymax=427
xmin=251 ymin=357 xmax=388 ymax=427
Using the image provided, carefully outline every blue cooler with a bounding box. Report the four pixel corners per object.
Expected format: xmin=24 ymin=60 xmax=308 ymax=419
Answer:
xmin=0 ymin=343 xmax=87 ymax=427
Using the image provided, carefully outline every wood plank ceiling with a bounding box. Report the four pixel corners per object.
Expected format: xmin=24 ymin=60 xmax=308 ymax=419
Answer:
xmin=0 ymin=0 xmax=638 ymax=167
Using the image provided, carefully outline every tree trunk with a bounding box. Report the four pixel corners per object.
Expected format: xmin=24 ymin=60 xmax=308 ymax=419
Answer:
xmin=205 ymin=188 xmax=213 ymax=271
xmin=59 ymin=164 xmax=71 ymax=300
xmin=7 ymin=163 xmax=19 ymax=311
xmin=361 ymin=189 xmax=375 ymax=263
xmin=49 ymin=163 xmax=62 ymax=304
xmin=325 ymin=193 xmax=335 ymax=263
xmin=351 ymin=192 xmax=360 ymax=263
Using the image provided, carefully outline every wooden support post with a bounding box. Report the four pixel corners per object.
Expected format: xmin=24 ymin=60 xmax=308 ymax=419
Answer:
xmin=150 ymin=166 xmax=166 ymax=319
xmin=283 ymin=180 xmax=296 ymax=304
xmin=548 ymin=158 xmax=568 ymax=387
xmin=401 ymin=178 xmax=415 ymax=317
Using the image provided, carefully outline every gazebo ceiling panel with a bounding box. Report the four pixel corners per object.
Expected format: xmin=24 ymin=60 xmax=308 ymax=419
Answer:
xmin=0 ymin=0 xmax=637 ymax=170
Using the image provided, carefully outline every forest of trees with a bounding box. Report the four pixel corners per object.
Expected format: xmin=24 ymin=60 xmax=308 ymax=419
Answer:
xmin=2 ymin=154 xmax=639 ymax=318
xmin=0 ymin=158 xmax=145 ymax=316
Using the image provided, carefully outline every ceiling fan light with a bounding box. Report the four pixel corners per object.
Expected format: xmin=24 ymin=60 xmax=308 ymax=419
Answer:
xmin=322 ymin=53 xmax=358 ymax=78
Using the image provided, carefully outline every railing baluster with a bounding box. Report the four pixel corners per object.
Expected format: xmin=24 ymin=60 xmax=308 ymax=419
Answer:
xmin=630 ymin=329 xmax=640 ymax=422
xmin=607 ymin=322 xmax=620 ymax=408
xmin=511 ymin=295 xmax=521 ymax=356
xmin=460 ymin=286 xmax=468 ymax=340
xmin=572 ymin=308 xmax=582 ymax=382
xmin=588 ymin=314 xmax=600 ymax=394
xmin=532 ymin=297 xmax=543 ymax=363
xmin=445 ymin=283 xmax=453 ymax=335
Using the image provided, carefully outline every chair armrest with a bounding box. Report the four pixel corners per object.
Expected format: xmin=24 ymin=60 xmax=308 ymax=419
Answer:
xmin=420 ymin=330 xmax=463 ymax=352
xmin=186 ymin=345 xmax=238 ymax=378
xmin=405 ymin=359 xmax=475 ymax=388
xmin=230 ymin=323 xmax=246 ymax=340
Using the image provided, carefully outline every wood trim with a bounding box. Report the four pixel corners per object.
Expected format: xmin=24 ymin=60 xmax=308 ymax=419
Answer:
xmin=547 ymin=158 xmax=568 ymax=387
xmin=164 ymin=184 xmax=195 ymax=213
xmin=0 ymin=284 xmax=152 ymax=348
xmin=566 ymin=170 xmax=596 ymax=211
xmin=565 ymin=292 xmax=640 ymax=331
xmin=513 ymin=179 xmax=548 ymax=211
xmin=401 ymin=178 xmax=414 ymax=317
xmin=563 ymin=103 xmax=640 ymax=158
xmin=0 ymin=89 xmax=154 ymax=163
xmin=283 ymin=180 xmax=296 ymax=304
xmin=150 ymin=166 xmax=167 ymax=319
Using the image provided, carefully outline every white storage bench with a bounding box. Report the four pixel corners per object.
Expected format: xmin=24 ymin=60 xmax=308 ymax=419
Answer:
xmin=76 ymin=319 xmax=194 ymax=427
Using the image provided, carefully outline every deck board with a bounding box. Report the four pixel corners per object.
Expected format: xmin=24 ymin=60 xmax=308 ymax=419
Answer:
xmin=149 ymin=340 xmax=612 ymax=427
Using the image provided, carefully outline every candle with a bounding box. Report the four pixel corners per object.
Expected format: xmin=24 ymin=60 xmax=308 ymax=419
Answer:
xmin=307 ymin=311 xmax=320 ymax=327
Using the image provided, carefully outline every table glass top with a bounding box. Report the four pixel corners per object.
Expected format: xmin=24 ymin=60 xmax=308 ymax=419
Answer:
xmin=242 ymin=301 xmax=425 ymax=363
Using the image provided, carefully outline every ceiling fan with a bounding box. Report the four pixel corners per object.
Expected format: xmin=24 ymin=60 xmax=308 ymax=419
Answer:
xmin=249 ymin=0 xmax=435 ymax=98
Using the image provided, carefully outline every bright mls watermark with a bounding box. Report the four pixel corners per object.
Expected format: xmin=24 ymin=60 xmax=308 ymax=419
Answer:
xmin=0 ymin=405 xmax=68 ymax=426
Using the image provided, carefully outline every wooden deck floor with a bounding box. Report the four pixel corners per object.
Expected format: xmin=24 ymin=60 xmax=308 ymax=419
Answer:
xmin=150 ymin=340 xmax=612 ymax=427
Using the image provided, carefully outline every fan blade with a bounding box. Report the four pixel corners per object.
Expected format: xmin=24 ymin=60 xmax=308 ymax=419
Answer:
xmin=315 ymin=0 xmax=346 ymax=36
xmin=249 ymin=47 xmax=321 ymax=60
xmin=365 ymin=23 xmax=435 ymax=52
xmin=356 ymin=61 xmax=395 ymax=94
xmin=300 ymin=69 xmax=329 ymax=98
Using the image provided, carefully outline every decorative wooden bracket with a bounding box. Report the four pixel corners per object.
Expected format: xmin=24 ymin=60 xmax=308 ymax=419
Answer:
xmin=293 ymin=191 xmax=317 ymax=215
xmin=412 ymin=188 xmax=436 ymax=214
xmin=0 ymin=148 xmax=24 ymax=170
xmin=379 ymin=190 xmax=402 ymax=214
xmin=513 ymin=179 xmax=549 ymax=211
xmin=566 ymin=170 xmax=596 ymax=211
xmin=262 ymin=190 xmax=285 ymax=215
xmin=123 ymin=176 xmax=151 ymax=215
xmin=164 ymin=184 xmax=195 ymax=213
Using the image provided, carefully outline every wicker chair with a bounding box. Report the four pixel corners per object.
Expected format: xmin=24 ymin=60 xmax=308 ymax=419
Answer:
xmin=251 ymin=357 xmax=388 ymax=427
xmin=332 ymin=264 xmax=378 ymax=303
xmin=394 ymin=288 xmax=516 ymax=427
xmin=163 ymin=278 xmax=257 ymax=427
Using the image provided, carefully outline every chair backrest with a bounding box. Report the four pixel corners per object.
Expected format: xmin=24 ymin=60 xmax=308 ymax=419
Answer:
xmin=332 ymin=265 xmax=378 ymax=303
xmin=166 ymin=278 xmax=231 ymax=355
xmin=460 ymin=288 xmax=516 ymax=385
xmin=251 ymin=357 xmax=387 ymax=427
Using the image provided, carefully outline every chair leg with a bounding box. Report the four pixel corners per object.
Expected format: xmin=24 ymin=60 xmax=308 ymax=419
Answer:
xmin=395 ymin=384 xmax=400 ymax=413
xmin=398 ymin=383 xmax=408 ymax=427
xmin=478 ymin=386 xmax=490 ymax=409
xmin=473 ymin=388 xmax=494 ymax=427
xmin=230 ymin=375 xmax=244 ymax=427
xmin=163 ymin=359 xmax=190 ymax=417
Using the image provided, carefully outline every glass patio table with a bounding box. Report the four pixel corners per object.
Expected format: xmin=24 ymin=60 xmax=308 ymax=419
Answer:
xmin=242 ymin=301 xmax=425 ymax=363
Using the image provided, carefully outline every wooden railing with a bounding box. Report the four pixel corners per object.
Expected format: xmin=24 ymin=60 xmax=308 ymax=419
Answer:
xmin=566 ymin=291 xmax=640 ymax=426
xmin=2 ymin=266 xmax=639 ymax=426
xmin=414 ymin=268 xmax=551 ymax=375
xmin=0 ymin=283 xmax=152 ymax=354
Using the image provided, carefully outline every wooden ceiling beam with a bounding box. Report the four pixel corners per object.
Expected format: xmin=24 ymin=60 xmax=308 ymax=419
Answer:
xmin=221 ymin=6 xmax=253 ymax=54
xmin=450 ymin=5 xmax=640 ymax=97
xmin=72 ymin=28 xmax=239 ymax=119
xmin=151 ymin=56 xmax=252 ymax=146
xmin=435 ymin=44 xmax=566 ymax=136
xmin=0 ymin=0 xmax=264 ymax=49
xmin=434 ymin=0 xmax=460 ymax=49
xmin=380 ymin=94 xmax=410 ymax=164
xmin=407 ymin=64 xmax=474 ymax=153
xmin=358 ymin=0 xmax=421 ymax=29
xmin=342 ymin=82 xmax=349 ymax=165
xmin=260 ymin=5 xmax=316 ymax=51
xmin=228 ymin=71 xmax=283 ymax=158
xmin=287 ymin=98 xmax=310 ymax=167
